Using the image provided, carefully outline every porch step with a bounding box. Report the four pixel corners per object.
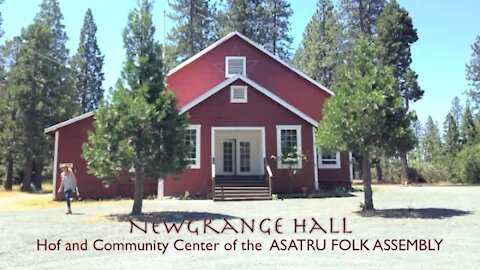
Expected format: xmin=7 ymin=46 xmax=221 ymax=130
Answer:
xmin=213 ymin=186 xmax=271 ymax=201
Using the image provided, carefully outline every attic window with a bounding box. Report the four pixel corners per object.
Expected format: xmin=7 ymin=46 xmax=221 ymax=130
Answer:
xmin=225 ymin=56 xmax=246 ymax=77
xmin=230 ymin=86 xmax=247 ymax=103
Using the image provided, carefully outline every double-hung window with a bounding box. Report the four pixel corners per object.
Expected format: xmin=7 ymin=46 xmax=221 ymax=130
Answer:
xmin=184 ymin=125 xmax=201 ymax=169
xmin=276 ymin=125 xmax=302 ymax=169
xmin=318 ymin=151 xmax=341 ymax=169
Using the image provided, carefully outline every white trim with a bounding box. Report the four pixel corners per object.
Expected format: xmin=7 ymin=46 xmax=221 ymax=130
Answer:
xmin=167 ymin=32 xmax=334 ymax=96
xmin=318 ymin=151 xmax=341 ymax=169
xmin=44 ymin=111 xmax=94 ymax=134
xmin=225 ymin=56 xmax=246 ymax=78
xmin=52 ymin=131 xmax=59 ymax=200
xmin=276 ymin=125 xmax=302 ymax=169
xmin=185 ymin=125 xmax=201 ymax=169
xmin=349 ymin=152 xmax=353 ymax=182
xmin=180 ymin=75 xmax=318 ymax=126
xmin=230 ymin=85 xmax=248 ymax=103
xmin=312 ymin=127 xmax=319 ymax=190
xmin=211 ymin=127 xmax=266 ymax=179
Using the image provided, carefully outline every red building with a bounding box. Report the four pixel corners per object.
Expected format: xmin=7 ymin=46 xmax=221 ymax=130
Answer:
xmin=45 ymin=32 xmax=352 ymax=201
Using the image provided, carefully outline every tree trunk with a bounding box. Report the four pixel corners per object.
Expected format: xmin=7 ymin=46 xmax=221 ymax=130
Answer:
xmin=22 ymin=156 xmax=33 ymax=192
xmin=5 ymin=155 xmax=13 ymax=191
xmin=375 ymin=161 xmax=382 ymax=183
xmin=400 ymin=153 xmax=410 ymax=184
xmin=355 ymin=154 xmax=363 ymax=179
xmin=131 ymin=165 xmax=144 ymax=215
xmin=34 ymin=158 xmax=44 ymax=190
xmin=362 ymin=153 xmax=374 ymax=211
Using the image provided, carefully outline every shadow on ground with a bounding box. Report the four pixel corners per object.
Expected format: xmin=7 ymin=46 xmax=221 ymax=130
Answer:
xmin=357 ymin=208 xmax=472 ymax=219
xmin=109 ymin=211 xmax=239 ymax=224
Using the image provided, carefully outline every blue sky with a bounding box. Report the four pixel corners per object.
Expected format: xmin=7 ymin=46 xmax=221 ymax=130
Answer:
xmin=1 ymin=0 xmax=479 ymax=126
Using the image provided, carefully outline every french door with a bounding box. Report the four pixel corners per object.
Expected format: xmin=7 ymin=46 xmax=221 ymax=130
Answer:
xmin=221 ymin=139 xmax=252 ymax=175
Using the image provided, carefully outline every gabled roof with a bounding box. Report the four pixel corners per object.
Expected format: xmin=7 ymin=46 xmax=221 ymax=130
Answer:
xmin=180 ymin=74 xmax=319 ymax=126
xmin=167 ymin=31 xmax=334 ymax=96
xmin=44 ymin=111 xmax=94 ymax=134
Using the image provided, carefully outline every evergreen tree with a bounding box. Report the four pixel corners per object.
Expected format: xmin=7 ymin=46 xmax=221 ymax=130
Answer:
xmin=218 ymin=0 xmax=292 ymax=60
xmin=466 ymin=36 xmax=480 ymax=107
xmin=83 ymin=0 xmax=189 ymax=214
xmin=8 ymin=0 xmax=79 ymax=191
xmin=376 ymin=0 xmax=421 ymax=183
xmin=263 ymin=0 xmax=293 ymax=60
xmin=72 ymin=9 xmax=105 ymax=112
xmin=292 ymin=0 xmax=341 ymax=88
xmin=340 ymin=0 xmax=385 ymax=43
xmin=443 ymin=113 xmax=460 ymax=155
xmin=167 ymin=0 xmax=218 ymax=66
xmin=316 ymin=37 xmax=401 ymax=210
xmin=422 ymin=116 xmax=442 ymax=162
xmin=460 ymin=102 xmax=477 ymax=145
xmin=450 ymin=96 xmax=463 ymax=126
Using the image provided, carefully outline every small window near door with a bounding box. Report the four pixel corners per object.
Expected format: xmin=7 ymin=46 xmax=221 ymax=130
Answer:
xmin=184 ymin=125 xmax=201 ymax=169
xmin=225 ymin=56 xmax=246 ymax=77
xmin=276 ymin=125 xmax=302 ymax=169
xmin=230 ymin=85 xmax=247 ymax=103
xmin=318 ymin=151 xmax=341 ymax=169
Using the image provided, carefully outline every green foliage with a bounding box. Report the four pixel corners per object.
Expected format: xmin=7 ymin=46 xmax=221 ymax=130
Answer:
xmin=218 ymin=0 xmax=292 ymax=60
xmin=460 ymin=102 xmax=477 ymax=145
xmin=466 ymin=36 xmax=480 ymax=107
xmin=421 ymin=116 xmax=442 ymax=162
xmin=167 ymin=0 xmax=218 ymax=67
xmin=454 ymin=143 xmax=480 ymax=184
xmin=71 ymin=8 xmax=105 ymax=112
xmin=292 ymin=0 xmax=341 ymax=88
xmin=443 ymin=113 xmax=460 ymax=154
xmin=82 ymin=0 xmax=189 ymax=214
xmin=316 ymin=37 xmax=401 ymax=154
xmin=340 ymin=0 xmax=385 ymax=43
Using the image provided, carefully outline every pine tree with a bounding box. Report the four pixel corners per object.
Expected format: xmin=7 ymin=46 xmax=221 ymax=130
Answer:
xmin=340 ymin=0 xmax=385 ymax=43
xmin=375 ymin=0 xmax=421 ymax=183
xmin=218 ymin=0 xmax=292 ymax=60
xmin=443 ymin=113 xmax=460 ymax=155
xmin=263 ymin=0 xmax=293 ymax=60
xmin=316 ymin=37 xmax=401 ymax=210
xmin=466 ymin=36 xmax=480 ymax=107
xmin=450 ymin=96 xmax=463 ymax=126
xmin=83 ymin=0 xmax=189 ymax=215
xmin=72 ymin=9 xmax=105 ymax=112
xmin=292 ymin=0 xmax=341 ymax=88
xmin=8 ymin=0 xmax=79 ymax=191
xmin=167 ymin=0 xmax=218 ymax=67
xmin=422 ymin=116 xmax=442 ymax=162
xmin=460 ymin=102 xmax=477 ymax=145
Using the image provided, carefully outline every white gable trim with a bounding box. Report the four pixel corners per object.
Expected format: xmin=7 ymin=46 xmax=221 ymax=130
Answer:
xmin=179 ymin=75 xmax=319 ymax=126
xmin=167 ymin=32 xmax=334 ymax=96
xmin=44 ymin=111 xmax=94 ymax=134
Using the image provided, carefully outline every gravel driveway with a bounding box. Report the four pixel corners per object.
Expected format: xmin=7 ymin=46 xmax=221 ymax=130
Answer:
xmin=1 ymin=186 xmax=479 ymax=270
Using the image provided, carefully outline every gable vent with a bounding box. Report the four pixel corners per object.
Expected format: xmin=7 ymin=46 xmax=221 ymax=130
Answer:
xmin=230 ymin=85 xmax=247 ymax=103
xmin=226 ymin=56 xmax=246 ymax=77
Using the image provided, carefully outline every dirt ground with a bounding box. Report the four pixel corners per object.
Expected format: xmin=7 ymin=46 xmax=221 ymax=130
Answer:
xmin=0 ymin=185 xmax=479 ymax=270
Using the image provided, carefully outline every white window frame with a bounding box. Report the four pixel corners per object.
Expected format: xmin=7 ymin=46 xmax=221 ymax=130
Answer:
xmin=225 ymin=56 xmax=246 ymax=77
xmin=318 ymin=151 xmax=341 ymax=169
xmin=230 ymin=85 xmax=248 ymax=103
xmin=185 ymin=125 xmax=201 ymax=169
xmin=276 ymin=125 xmax=302 ymax=169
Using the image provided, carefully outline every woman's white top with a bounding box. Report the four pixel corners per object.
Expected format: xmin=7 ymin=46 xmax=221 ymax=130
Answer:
xmin=62 ymin=173 xmax=76 ymax=192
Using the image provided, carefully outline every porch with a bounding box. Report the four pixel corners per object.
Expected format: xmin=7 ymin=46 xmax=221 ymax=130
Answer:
xmin=210 ymin=127 xmax=273 ymax=201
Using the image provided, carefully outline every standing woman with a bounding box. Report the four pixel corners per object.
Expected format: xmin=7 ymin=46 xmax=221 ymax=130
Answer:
xmin=57 ymin=163 xmax=78 ymax=214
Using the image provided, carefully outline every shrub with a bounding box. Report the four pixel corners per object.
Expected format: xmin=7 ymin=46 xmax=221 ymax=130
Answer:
xmin=455 ymin=143 xmax=480 ymax=184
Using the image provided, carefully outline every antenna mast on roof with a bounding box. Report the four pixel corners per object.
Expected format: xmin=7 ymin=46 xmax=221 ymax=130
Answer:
xmin=162 ymin=10 xmax=166 ymax=60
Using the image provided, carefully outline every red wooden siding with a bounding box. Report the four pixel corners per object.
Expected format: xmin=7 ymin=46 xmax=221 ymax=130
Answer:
xmin=53 ymin=117 xmax=157 ymax=201
xmin=165 ymin=79 xmax=316 ymax=195
xmin=317 ymin=152 xmax=351 ymax=189
xmin=167 ymin=35 xmax=330 ymax=122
